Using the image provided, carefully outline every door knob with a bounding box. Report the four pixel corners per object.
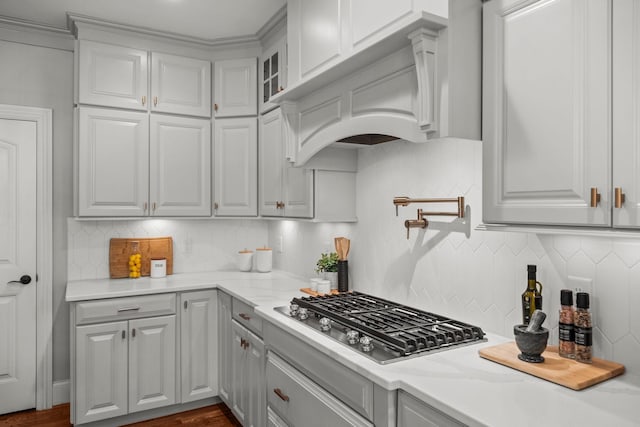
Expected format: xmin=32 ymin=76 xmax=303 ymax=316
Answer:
xmin=8 ymin=275 xmax=31 ymax=285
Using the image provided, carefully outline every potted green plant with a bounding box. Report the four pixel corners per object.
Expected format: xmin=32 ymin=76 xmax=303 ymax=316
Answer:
xmin=315 ymin=252 xmax=339 ymax=289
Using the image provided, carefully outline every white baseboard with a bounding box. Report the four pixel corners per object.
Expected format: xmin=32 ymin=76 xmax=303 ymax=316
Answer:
xmin=52 ymin=380 xmax=70 ymax=405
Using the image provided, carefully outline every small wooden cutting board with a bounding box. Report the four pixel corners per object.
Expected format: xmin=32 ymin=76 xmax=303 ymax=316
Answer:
xmin=109 ymin=237 xmax=173 ymax=278
xmin=479 ymin=342 xmax=625 ymax=390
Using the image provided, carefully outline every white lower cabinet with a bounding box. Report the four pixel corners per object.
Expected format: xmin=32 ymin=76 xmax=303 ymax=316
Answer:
xmin=218 ymin=291 xmax=266 ymax=427
xmin=397 ymin=390 xmax=466 ymax=427
xmin=75 ymin=314 xmax=176 ymax=424
xmin=180 ymin=290 xmax=218 ymax=403
xmin=71 ymin=291 xmax=219 ymax=426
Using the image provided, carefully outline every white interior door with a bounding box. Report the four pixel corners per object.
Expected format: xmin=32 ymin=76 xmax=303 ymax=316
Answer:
xmin=0 ymin=118 xmax=37 ymax=414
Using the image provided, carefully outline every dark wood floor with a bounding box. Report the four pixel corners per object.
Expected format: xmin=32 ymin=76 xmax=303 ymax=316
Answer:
xmin=0 ymin=403 xmax=241 ymax=427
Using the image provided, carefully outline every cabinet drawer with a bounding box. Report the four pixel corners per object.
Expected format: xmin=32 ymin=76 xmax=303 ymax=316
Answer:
xmin=232 ymin=298 xmax=263 ymax=335
xmin=266 ymin=352 xmax=373 ymax=427
xmin=264 ymin=322 xmax=374 ymax=420
xmin=75 ymin=293 xmax=176 ymax=325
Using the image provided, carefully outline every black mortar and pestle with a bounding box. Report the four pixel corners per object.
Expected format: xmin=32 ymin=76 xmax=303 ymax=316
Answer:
xmin=514 ymin=310 xmax=549 ymax=363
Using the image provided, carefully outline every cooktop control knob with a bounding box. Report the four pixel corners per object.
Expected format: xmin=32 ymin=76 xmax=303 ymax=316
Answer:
xmin=297 ymin=307 xmax=309 ymax=320
xmin=346 ymin=330 xmax=360 ymax=345
xmin=319 ymin=317 xmax=331 ymax=332
xmin=289 ymin=303 xmax=299 ymax=317
xmin=360 ymin=336 xmax=374 ymax=352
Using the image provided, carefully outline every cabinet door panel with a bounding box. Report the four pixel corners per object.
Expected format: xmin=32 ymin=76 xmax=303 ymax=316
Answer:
xmin=483 ymin=0 xmax=610 ymax=226
xmin=214 ymin=58 xmax=258 ymax=117
xmin=78 ymin=40 xmax=148 ymax=110
xmin=218 ymin=292 xmax=233 ymax=405
xmin=259 ymin=109 xmax=285 ymax=216
xmin=78 ymin=107 xmax=149 ymax=216
xmin=180 ymin=290 xmax=218 ymax=403
xmin=350 ymin=0 xmax=413 ymax=48
xmin=246 ymin=331 xmax=265 ymax=427
xmin=299 ymin=0 xmax=342 ymax=78
xmin=284 ymin=166 xmax=313 ymax=218
xmin=75 ymin=321 xmax=128 ymax=424
xmin=231 ymin=320 xmax=248 ymax=425
xmin=214 ymin=118 xmax=258 ymax=216
xmin=128 ymin=315 xmax=176 ymax=413
xmin=150 ymin=115 xmax=211 ymax=216
xmin=613 ymin=0 xmax=640 ymax=228
xmin=151 ymin=52 xmax=211 ymax=117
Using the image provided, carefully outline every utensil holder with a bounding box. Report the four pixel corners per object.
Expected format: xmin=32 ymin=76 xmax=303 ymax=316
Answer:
xmin=337 ymin=260 xmax=348 ymax=292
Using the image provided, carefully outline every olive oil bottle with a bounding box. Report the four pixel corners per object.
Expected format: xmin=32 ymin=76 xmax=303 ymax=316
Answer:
xmin=521 ymin=265 xmax=543 ymax=325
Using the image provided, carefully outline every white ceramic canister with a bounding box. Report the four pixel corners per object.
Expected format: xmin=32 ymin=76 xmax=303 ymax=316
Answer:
xmin=310 ymin=278 xmax=322 ymax=292
xmin=255 ymin=246 xmax=272 ymax=272
xmin=237 ymin=249 xmax=253 ymax=272
xmin=150 ymin=258 xmax=167 ymax=278
xmin=316 ymin=279 xmax=331 ymax=295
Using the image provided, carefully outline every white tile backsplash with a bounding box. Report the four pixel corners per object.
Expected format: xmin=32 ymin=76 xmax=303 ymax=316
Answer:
xmin=269 ymin=138 xmax=640 ymax=375
xmin=67 ymin=218 xmax=269 ymax=280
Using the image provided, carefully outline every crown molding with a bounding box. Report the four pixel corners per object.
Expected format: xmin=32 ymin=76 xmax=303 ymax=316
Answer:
xmin=0 ymin=15 xmax=74 ymax=50
xmin=256 ymin=5 xmax=287 ymax=41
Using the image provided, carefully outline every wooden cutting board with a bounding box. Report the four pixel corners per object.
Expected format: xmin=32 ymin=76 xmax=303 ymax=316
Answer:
xmin=109 ymin=237 xmax=173 ymax=279
xmin=479 ymin=342 xmax=625 ymax=390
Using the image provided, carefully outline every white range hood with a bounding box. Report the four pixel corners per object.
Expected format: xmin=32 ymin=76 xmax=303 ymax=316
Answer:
xmin=272 ymin=1 xmax=481 ymax=166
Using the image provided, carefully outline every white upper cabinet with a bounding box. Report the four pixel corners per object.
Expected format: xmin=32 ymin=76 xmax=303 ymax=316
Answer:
xmin=261 ymin=35 xmax=287 ymax=113
xmin=150 ymin=115 xmax=212 ymax=216
xmin=214 ymin=117 xmax=258 ymax=216
xmin=483 ymin=0 xmax=611 ymax=226
xmin=151 ymin=52 xmax=211 ymax=117
xmin=78 ymin=40 xmax=148 ymax=111
xmin=78 ymin=40 xmax=211 ymax=118
xmin=77 ymin=107 xmax=211 ymax=217
xmin=214 ymin=58 xmax=258 ymax=117
xmin=77 ymin=107 xmax=149 ymax=217
xmin=259 ymin=108 xmax=314 ymax=218
xmin=613 ymin=0 xmax=640 ymax=228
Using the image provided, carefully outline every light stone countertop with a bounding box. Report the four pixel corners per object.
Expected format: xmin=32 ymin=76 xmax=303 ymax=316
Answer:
xmin=66 ymin=271 xmax=640 ymax=427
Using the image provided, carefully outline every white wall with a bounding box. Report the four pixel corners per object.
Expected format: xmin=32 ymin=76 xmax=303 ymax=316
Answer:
xmin=270 ymin=138 xmax=640 ymax=376
xmin=0 ymin=39 xmax=74 ymax=383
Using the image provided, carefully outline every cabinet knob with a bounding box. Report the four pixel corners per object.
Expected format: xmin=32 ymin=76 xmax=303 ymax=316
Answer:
xmin=615 ymin=187 xmax=626 ymax=208
xmin=152 ymin=202 xmax=157 ymax=212
xmin=214 ymin=202 xmax=219 ymax=210
xmin=214 ymin=103 xmax=219 ymax=112
xmin=131 ymin=328 xmax=136 ymax=338
xmin=184 ymin=300 xmax=188 ymax=310
xmin=143 ymin=202 xmax=148 ymax=212
xmin=590 ymin=187 xmax=601 ymax=207
xmin=122 ymin=330 xmax=126 ymax=340
xmin=153 ymin=96 xmax=158 ymax=107
xmin=142 ymin=95 xmax=147 ymax=106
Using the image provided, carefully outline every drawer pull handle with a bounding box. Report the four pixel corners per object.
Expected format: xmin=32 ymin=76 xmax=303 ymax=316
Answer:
xmin=117 ymin=306 xmax=141 ymax=313
xmin=239 ymin=313 xmax=251 ymax=321
xmin=132 ymin=328 xmax=136 ymax=338
xmin=273 ymin=388 xmax=289 ymax=402
xmin=122 ymin=330 xmax=126 ymax=339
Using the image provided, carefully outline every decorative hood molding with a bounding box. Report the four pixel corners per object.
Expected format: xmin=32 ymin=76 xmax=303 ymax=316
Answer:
xmin=273 ymin=2 xmax=482 ymax=166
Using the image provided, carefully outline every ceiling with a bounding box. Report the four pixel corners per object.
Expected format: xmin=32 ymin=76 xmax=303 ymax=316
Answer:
xmin=0 ymin=0 xmax=286 ymax=41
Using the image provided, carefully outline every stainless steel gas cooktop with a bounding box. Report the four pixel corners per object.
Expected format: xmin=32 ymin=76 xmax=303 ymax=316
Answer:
xmin=275 ymin=292 xmax=486 ymax=364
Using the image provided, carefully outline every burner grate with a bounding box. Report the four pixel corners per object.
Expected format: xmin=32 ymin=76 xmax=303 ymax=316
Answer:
xmin=291 ymin=292 xmax=485 ymax=356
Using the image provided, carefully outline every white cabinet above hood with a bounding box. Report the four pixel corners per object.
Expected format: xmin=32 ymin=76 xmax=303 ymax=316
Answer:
xmin=272 ymin=0 xmax=481 ymax=166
